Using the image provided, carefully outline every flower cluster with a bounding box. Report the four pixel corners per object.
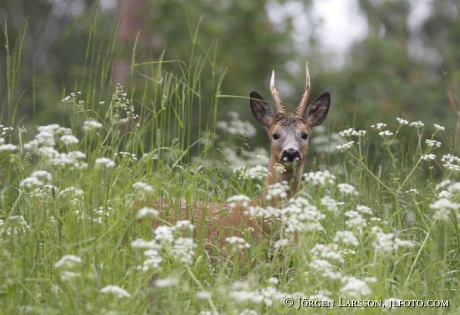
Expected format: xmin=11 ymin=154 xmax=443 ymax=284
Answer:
xmin=339 ymin=128 xmax=366 ymax=137
xmin=371 ymin=227 xmax=414 ymax=253
xmin=132 ymin=181 xmax=154 ymax=193
xmin=54 ymin=254 xmax=82 ymax=281
xmin=216 ymin=111 xmax=257 ymax=138
xmin=234 ymin=165 xmax=269 ymax=180
xmin=442 ymin=154 xmax=460 ymax=171
xmin=225 ymin=236 xmax=251 ymax=250
xmin=336 ymin=141 xmax=354 ymax=152
xmin=131 ymin=220 xmax=198 ymax=271
xmin=265 ymin=181 xmax=290 ymax=201
xmin=425 ymin=139 xmax=441 ymax=148
xmin=0 ymin=215 xmax=31 ymax=237
xmin=303 ymin=170 xmax=336 ymax=186
xmin=23 ymin=124 xmax=89 ymax=169
xmin=20 ymin=170 xmax=52 ymax=189
xmin=111 ymin=84 xmax=138 ymax=123
xmin=100 ymin=285 xmax=131 ymax=298
xmin=82 ymin=119 xmax=103 ymax=131
xmin=0 ymin=132 xmax=17 ymax=152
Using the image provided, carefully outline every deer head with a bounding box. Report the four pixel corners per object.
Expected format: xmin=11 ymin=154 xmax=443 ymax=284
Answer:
xmin=250 ymin=63 xmax=330 ymax=197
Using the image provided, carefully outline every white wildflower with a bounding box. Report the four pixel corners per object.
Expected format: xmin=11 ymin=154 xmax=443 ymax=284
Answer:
xmin=60 ymin=271 xmax=81 ymax=281
xmin=371 ymin=123 xmax=387 ymax=130
xmin=339 ymin=128 xmax=366 ymax=137
xmin=60 ymin=135 xmax=79 ymax=145
xmin=378 ymin=130 xmax=393 ymax=137
xmin=0 ymin=144 xmax=17 ymax=151
xmin=132 ymin=182 xmax=154 ymax=193
xmin=425 ymin=139 xmax=441 ymax=148
xmin=130 ymin=238 xmax=161 ymax=249
xmin=356 ymin=205 xmax=373 ymax=214
xmin=196 ymin=291 xmax=212 ymax=300
xmin=171 ymin=237 xmax=197 ymax=264
xmin=155 ymin=276 xmax=180 ymax=288
xmin=175 ymin=220 xmax=194 ymax=230
xmin=268 ymin=277 xmax=279 ymax=285
xmin=283 ymin=197 xmax=325 ymax=233
xmin=345 ymin=211 xmax=366 ymax=233
xmin=137 ymin=207 xmax=159 ymax=218
xmin=336 ymin=141 xmax=354 ymax=152
xmin=95 ymin=157 xmax=115 ymax=168
xmin=311 ymin=243 xmax=344 ymax=263
xmin=141 ymin=249 xmax=163 ymax=271
xmin=338 ymin=183 xmax=359 ymax=196
xmin=448 ymin=182 xmax=460 ymax=194
xmin=436 ymin=190 xmax=453 ymax=199
xmin=434 ymin=124 xmax=445 ymax=131
xmin=154 ymin=225 xmax=175 ymax=243
xmin=54 ymin=255 xmax=82 ymax=268
xmin=59 ymin=186 xmax=84 ymax=198
xmin=83 ymin=119 xmax=103 ymax=131
xmin=429 ymin=198 xmax=460 ymax=222
xmin=0 ymin=215 xmax=31 ymax=235
xmin=340 ymin=276 xmax=371 ymax=298
xmin=100 ymin=285 xmax=131 ymax=298
xmin=227 ymin=194 xmax=250 ymax=208
xmin=396 ymin=118 xmax=409 ymax=125
xmin=31 ymin=170 xmax=52 ymax=182
xmin=274 ymin=163 xmax=286 ymax=174
xmin=436 ymin=179 xmax=451 ymax=190
xmin=303 ymin=170 xmax=336 ymax=186
xmin=115 ymin=151 xmax=137 ymax=161
xmin=421 ymin=154 xmax=436 ymax=161
xmin=405 ymin=189 xmax=419 ymax=194
xmin=371 ymin=227 xmax=414 ymax=253
xmin=19 ymin=177 xmax=44 ymax=189
xmin=410 ymin=121 xmax=424 ymax=128
xmin=334 ymin=230 xmax=359 ymax=247
xmin=226 ymin=236 xmax=251 ymax=250
xmin=321 ymin=196 xmax=338 ymax=212
xmin=217 ymin=111 xmax=257 ymax=138
xmin=274 ymin=238 xmax=289 ymax=249
xmin=265 ymin=181 xmax=289 ymax=201
xmin=234 ymin=165 xmax=269 ymax=180
xmin=309 ymin=259 xmax=343 ymax=280
xmin=442 ymin=154 xmax=460 ymax=171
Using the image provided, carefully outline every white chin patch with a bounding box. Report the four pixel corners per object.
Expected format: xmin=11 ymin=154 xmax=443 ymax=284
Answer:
xmin=283 ymin=157 xmax=289 ymax=162
xmin=284 ymin=161 xmax=293 ymax=166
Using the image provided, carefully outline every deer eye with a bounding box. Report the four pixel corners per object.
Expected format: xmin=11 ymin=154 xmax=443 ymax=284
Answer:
xmin=301 ymin=133 xmax=308 ymax=140
xmin=272 ymin=133 xmax=280 ymax=140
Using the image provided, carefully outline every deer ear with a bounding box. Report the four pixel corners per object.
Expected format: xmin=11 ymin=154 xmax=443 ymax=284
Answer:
xmin=305 ymin=91 xmax=330 ymax=127
xmin=250 ymin=91 xmax=274 ymax=128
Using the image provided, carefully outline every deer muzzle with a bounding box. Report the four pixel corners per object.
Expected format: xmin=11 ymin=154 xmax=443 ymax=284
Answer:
xmin=281 ymin=148 xmax=301 ymax=164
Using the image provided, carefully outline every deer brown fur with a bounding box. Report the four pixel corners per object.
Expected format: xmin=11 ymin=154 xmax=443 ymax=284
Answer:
xmin=151 ymin=63 xmax=330 ymax=247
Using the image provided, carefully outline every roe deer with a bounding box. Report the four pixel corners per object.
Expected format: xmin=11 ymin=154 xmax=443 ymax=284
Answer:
xmin=152 ymin=63 xmax=330 ymax=247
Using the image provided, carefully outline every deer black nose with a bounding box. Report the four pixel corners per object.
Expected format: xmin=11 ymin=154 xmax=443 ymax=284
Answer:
xmin=282 ymin=149 xmax=301 ymax=163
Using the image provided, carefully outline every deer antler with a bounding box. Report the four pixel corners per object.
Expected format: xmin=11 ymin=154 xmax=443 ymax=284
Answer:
xmin=270 ymin=71 xmax=285 ymax=113
xmin=295 ymin=62 xmax=311 ymax=117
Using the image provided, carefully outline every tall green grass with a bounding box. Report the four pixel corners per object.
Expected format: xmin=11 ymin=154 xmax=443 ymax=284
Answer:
xmin=1 ymin=17 xmax=460 ymax=315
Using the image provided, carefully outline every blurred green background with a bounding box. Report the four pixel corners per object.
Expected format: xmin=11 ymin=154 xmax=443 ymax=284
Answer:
xmin=0 ymin=0 xmax=459 ymax=152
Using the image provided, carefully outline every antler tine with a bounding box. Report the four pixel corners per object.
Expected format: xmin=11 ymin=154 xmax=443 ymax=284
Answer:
xmin=295 ymin=62 xmax=311 ymax=117
xmin=270 ymin=71 xmax=285 ymax=113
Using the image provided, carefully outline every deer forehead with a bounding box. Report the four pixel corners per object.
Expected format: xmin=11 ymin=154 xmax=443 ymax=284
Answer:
xmin=270 ymin=116 xmax=311 ymax=135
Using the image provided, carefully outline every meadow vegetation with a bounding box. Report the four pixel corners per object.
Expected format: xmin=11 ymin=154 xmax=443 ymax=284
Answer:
xmin=1 ymin=23 xmax=460 ymax=315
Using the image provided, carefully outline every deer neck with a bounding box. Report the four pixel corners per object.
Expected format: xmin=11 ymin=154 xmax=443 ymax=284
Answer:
xmin=263 ymin=155 xmax=304 ymax=201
